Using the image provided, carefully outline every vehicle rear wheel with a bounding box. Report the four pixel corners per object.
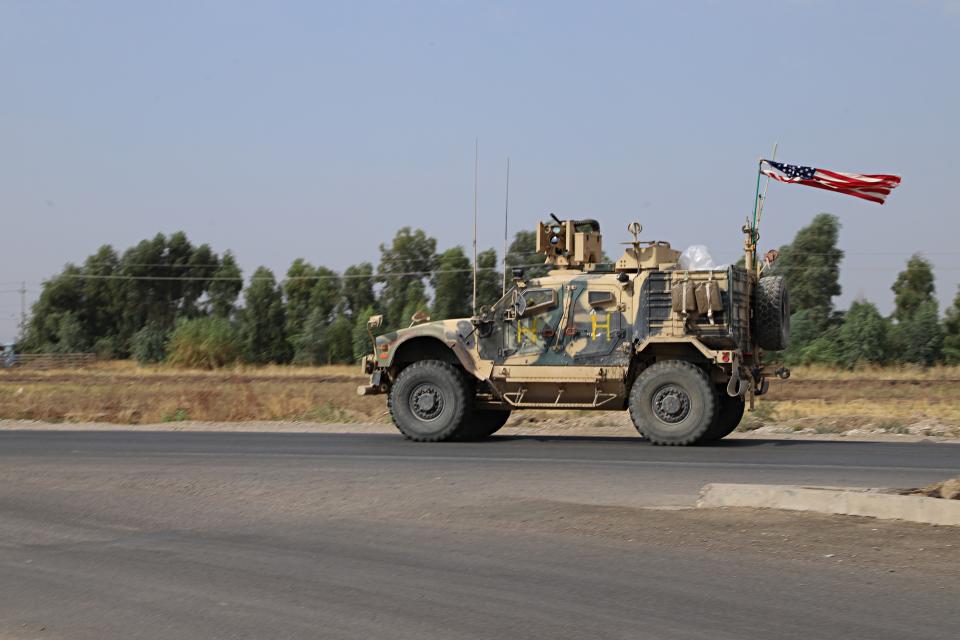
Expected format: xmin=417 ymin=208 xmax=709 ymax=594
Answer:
xmin=702 ymin=391 xmax=746 ymax=442
xmin=629 ymin=360 xmax=717 ymax=446
xmin=458 ymin=409 xmax=511 ymax=440
xmin=389 ymin=360 xmax=470 ymax=442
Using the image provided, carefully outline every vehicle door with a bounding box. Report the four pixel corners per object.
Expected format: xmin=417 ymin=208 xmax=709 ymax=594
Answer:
xmin=561 ymin=280 xmax=628 ymax=365
xmin=478 ymin=285 xmax=564 ymax=365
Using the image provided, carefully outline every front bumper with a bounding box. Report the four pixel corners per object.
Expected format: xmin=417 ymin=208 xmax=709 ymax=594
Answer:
xmin=356 ymin=356 xmax=388 ymax=396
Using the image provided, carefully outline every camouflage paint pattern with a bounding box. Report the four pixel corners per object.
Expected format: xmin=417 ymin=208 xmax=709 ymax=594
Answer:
xmin=368 ymin=263 xmax=750 ymax=410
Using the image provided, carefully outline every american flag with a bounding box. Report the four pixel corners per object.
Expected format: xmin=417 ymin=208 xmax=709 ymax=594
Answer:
xmin=761 ymin=160 xmax=901 ymax=205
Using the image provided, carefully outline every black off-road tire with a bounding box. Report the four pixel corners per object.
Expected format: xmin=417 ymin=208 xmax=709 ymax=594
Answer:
xmin=753 ymin=276 xmax=790 ymax=351
xmin=701 ymin=390 xmax=746 ymax=443
xmin=389 ymin=360 xmax=471 ymax=442
xmin=629 ymin=360 xmax=717 ymax=446
xmin=457 ymin=410 xmax=512 ymax=441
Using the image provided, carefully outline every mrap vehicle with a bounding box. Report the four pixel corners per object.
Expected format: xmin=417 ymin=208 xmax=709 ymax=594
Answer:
xmin=359 ymin=217 xmax=789 ymax=445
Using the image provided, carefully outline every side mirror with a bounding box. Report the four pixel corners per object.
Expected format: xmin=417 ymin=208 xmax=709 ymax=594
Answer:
xmin=410 ymin=310 xmax=430 ymax=326
xmin=367 ymin=314 xmax=383 ymax=330
xmin=514 ymin=293 xmax=528 ymax=317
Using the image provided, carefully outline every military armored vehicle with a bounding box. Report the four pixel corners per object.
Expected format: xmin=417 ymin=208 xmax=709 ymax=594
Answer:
xmin=359 ymin=216 xmax=789 ymax=445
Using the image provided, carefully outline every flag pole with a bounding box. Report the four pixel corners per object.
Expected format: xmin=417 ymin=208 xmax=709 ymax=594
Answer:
xmin=756 ymin=142 xmax=777 ymax=229
xmin=754 ymin=142 xmax=779 ymax=242
xmin=748 ymin=158 xmax=764 ymax=272
xmin=751 ymin=159 xmax=764 ymax=241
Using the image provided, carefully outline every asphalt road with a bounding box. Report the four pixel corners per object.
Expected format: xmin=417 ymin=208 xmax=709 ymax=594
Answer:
xmin=1 ymin=430 xmax=958 ymax=639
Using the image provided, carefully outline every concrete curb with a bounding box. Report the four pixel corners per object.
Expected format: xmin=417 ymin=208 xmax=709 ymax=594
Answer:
xmin=697 ymin=483 xmax=960 ymax=526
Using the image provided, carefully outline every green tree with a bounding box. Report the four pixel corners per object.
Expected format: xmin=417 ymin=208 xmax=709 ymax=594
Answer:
xmin=240 ymin=267 xmax=289 ymax=364
xmin=284 ymin=261 xmax=343 ymax=362
xmin=476 ymin=248 xmax=503 ymax=307
xmin=325 ymin=315 xmax=354 ymax=363
xmin=208 ymin=251 xmax=243 ymax=319
xmin=779 ymin=309 xmax=822 ymax=366
xmin=116 ymin=231 xmax=226 ymax=351
xmin=377 ymin=227 xmax=436 ymax=328
xmin=352 ymin=306 xmax=376 ymax=360
xmin=49 ymin=312 xmax=87 ymax=354
xmin=20 ymin=266 xmax=86 ymax=352
xmin=836 ymin=300 xmax=890 ymax=368
xmin=23 ymin=233 xmax=233 ymax=356
xmin=308 ymin=267 xmax=342 ymax=324
xmin=895 ymin=300 xmax=944 ymax=366
xmin=943 ymin=286 xmax=960 ymax=365
xmin=431 ymin=247 xmax=472 ymax=320
xmin=294 ymin=306 xmax=328 ymax=365
xmin=284 ymin=259 xmax=320 ymax=341
xmin=506 ymin=230 xmax=549 ymax=279
xmin=771 ymin=213 xmax=844 ymax=329
xmin=79 ymin=246 xmax=125 ymax=345
xmin=181 ymin=243 xmax=218 ymax=317
xmin=400 ymin=280 xmax=430 ymax=327
xmin=891 ymin=254 xmax=936 ymax=323
xmin=342 ymin=263 xmax=376 ymax=318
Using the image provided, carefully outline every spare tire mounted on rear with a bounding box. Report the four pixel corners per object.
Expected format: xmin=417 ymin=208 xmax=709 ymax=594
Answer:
xmin=753 ymin=275 xmax=789 ymax=351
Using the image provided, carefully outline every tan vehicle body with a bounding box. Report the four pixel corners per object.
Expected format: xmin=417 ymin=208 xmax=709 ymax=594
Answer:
xmin=360 ymin=218 xmax=787 ymax=444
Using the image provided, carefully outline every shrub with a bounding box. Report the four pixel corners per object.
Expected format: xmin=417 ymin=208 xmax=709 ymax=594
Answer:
xmin=895 ymin=300 xmax=944 ymax=366
xmin=132 ymin=322 xmax=170 ymax=364
xmin=166 ymin=317 xmax=240 ymax=369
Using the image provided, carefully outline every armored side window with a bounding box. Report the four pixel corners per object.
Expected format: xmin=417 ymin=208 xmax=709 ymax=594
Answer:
xmin=518 ymin=288 xmax=558 ymax=317
xmin=587 ymin=291 xmax=616 ymax=308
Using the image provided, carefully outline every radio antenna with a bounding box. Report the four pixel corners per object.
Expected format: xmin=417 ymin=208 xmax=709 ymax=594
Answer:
xmin=502 ymin=156 xmax=510 ymax=296
xmin=756 ymin=141 xmax=778 ymax=228
xmin=472 ymin=138 xmax=479 ymax=315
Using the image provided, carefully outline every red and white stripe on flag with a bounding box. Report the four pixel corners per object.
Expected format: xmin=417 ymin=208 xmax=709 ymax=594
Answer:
xmin=761 ymin=161 xmax=901 ymax=205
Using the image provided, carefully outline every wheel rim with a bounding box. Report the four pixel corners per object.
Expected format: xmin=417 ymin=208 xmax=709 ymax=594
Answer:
xmin=652 ymin=384 xmax=691 ymax=424
xmin=410 ymin=383 xmax=445 ymax=422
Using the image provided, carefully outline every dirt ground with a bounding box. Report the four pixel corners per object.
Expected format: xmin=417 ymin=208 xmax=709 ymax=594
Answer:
xmin=1 ymin=362 xmax=959 ymax=440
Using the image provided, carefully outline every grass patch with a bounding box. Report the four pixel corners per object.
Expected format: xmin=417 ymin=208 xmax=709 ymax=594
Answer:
xmin=162 ymin=408 xmax=190 ymax=422
xmin=298 ymin=402 xmax=352 ymax=423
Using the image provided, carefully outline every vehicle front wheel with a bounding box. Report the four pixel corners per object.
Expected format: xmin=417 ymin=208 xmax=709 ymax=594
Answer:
xmin=629 ymin=360 xmax=717 ymax=446
xmin=389 ymin=360 xmax=471 ymax=442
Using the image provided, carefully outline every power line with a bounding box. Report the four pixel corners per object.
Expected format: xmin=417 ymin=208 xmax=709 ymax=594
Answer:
xmin=68 ymin=251 xmax=546 ymax=271
xmin=29 ymin=262 xmax=959 ymax=285
xmin=55 ymin=263 xmax=554 ymax=283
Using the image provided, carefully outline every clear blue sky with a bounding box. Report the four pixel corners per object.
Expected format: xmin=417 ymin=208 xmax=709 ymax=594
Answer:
xmin=2 ymin=0 xmax=958 ymax=342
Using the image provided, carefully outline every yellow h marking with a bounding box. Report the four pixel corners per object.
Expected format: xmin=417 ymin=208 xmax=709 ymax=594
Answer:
xmin=591 ymin=313 xmax=611 ymax=340
xmin=517 ymin=317 xmax=538 ymax=343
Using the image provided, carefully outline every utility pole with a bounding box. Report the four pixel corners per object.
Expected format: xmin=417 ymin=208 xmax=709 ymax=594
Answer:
xmin=18 ymin=281 xmax=26 ymax=335
xmin=502 ymin=157 xmax=510 ymax=296
xmin=472 ymin=139 xmax=478 ymax=315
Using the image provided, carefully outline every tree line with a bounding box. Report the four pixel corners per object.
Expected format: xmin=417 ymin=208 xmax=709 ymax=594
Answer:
xmin=19 ymin=215 xmax=960 ymax=368
xmin=19 ymin=228 xmax=548 ymax=367
xmin=768 ymin=213 xmax=960 ymax=367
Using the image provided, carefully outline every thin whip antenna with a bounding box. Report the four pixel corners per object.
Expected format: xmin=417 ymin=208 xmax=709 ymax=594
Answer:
xmin=502 ymin=156 xmax=510 ymax=296
xmin=472 ymin=139 xmax=478 ymax=315
xmin=757 ymin=141 xmax=778 ymax=227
